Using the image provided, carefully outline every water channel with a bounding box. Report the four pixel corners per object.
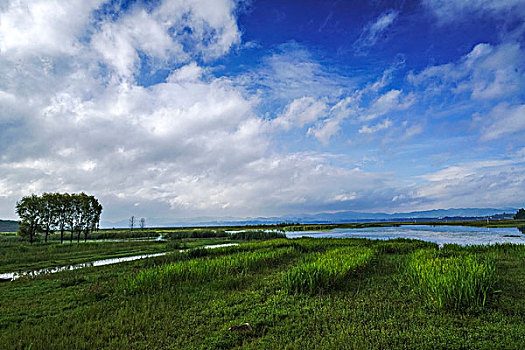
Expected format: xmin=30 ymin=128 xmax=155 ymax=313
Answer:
xmin=0 ymin=243 xmax=238 ymax=282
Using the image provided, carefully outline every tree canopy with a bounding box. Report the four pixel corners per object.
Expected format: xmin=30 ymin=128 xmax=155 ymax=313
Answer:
xmin=16 ymin=193 xmax=102 ymax=243
xmin=515 ymin=208 xmax=525 ymax=220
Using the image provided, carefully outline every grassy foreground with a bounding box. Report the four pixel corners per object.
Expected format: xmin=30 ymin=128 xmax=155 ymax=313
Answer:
xmin=1 ymin=238 xmax=525 ymax=349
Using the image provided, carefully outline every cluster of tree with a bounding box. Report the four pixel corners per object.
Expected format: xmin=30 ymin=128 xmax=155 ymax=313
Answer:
xmin=515 ymin=208 xmax=525 ymax=220
xmin=129 ymin=216 xmax=146 ymax=231
xmin=16 ymin=193 xmax=102 ymax=244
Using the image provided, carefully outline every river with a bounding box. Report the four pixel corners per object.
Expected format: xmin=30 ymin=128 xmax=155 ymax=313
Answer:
xmin=285 ymin=225 xmax=525 ymax=246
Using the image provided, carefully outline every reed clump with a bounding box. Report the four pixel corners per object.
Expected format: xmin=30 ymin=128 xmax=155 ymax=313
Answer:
xmin=406 ymin=249 xmax=497 ymax=310
xmin=283 ymin=246 xmax=375 ymax=295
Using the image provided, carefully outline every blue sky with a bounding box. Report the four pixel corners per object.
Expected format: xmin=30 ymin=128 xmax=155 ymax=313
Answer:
xmin=0 ymin=0 xmax=524 ymax=223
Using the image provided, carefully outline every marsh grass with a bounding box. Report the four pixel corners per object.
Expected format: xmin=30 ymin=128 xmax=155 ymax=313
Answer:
xmin=2 ymin=238 xmax=525 ymax=349
xmin=228 ymin=230 xmax=286 ymax=240
xmin=283 ymin=246 xmax=376 ymax=295
xmin=122 ymin=247 xmax=296 ymax=293
xmin=406 ymin=249 xmax=497 ymax=311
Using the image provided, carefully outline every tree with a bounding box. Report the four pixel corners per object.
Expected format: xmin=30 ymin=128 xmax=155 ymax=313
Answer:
xmin=83 ymin=195 xmax=102 ymax=242
xmin=39 ymin=193 xmax=57 ymax=243
xmin=55 ymin=193 xmax=70 ymax=244
xmin=140 ymin=217 xmax=146 ymax=230
xmin=16 ymin=192 xmax=103 ymax=244
xmin=75 ymin=193 xmax=90 ymax=243
xmin=515 ymin=208 xmax=525 ymax=220
xmin=16 ymin=194 xmax=41 ymax=244
xmin=129 ymin=216 xmax=135 ymax=231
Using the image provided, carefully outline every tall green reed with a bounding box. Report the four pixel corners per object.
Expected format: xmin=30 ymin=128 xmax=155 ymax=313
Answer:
xmin=283 ymin=246 xmax=375 ymax=295
xmin=122 ymin=247 xmax=296 ymax=293
xmin=406 ymin=249 xmax=497 ymax=310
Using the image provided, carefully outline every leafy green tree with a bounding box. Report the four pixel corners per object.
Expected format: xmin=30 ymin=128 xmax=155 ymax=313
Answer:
xmin=55 ymin=193 xmax=70 ymax=244
xmin=16 ymin=192 xmax=103 ymax=244
xmin=82 ymin=194 xmax=103 ymax=242
xmin=39 ymin=193 xmax=57 ymax=243
xmin=515 ymin=208 xmax=525 ymax=220
xmin=67 ymin=194 xmax=79 ymax=243
xmin=16 ymin=194 xmax=41 ymax=244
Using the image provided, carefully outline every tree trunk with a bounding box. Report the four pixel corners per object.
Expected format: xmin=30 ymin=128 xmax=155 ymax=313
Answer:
xmin=70 ymin=227 xmax=74 ymax=243
xmin=60 ymin=225 xmax=64 ymax=244
xmin=76 ymin=229 xmax=81 ymax=243
xmin=84 ymin=229 xmax=89 ymax=242
xmin=45 ymin=224 xmax=49 ymax=243
xmin=29 ymin=222 xmax=34 ymax=244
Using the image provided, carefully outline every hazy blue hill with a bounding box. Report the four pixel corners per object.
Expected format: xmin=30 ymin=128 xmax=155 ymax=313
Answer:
xmin=0 ymin=220 xmax=18 ymax=232
xmin=101 ymin=208 xmax=517 ymax=228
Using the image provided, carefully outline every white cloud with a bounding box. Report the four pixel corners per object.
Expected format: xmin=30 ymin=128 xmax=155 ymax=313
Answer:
xmin=361 ymin=89 xmax=415 ymax=121
xmin=271 ymin=97 xmax=327 ymax=130
xmin=478 ymin=103 xmax=525 ymax=141
xmin=333 ymin=193 xmax=357 ymax=202
xmin=0 ymin=0 xmax=105 ymax=56
xmin=408 ymin=43 xmax=524 ymax=101
xmin=167 ymin=62 xmax=205 ymax=83
xmin=422 ymin=0 xmax=525 ymax=24
xmin=358 ymin=119 xmax=393 ymax=134
xmin=236 ymin=42 xmax=356 ymax=103
xmin=353 ymin=10 xmax=399 ymax=55
xmin=90 ymin=0 xmax=241 ymax=79
xmin=409 ymin=159 xmax=525 ymax=209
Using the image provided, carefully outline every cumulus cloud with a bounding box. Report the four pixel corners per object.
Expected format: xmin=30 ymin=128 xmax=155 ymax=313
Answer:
xmin=90 ymin=0 xmax=241 ymax=79
xmin=353 ymin=9 xmax=399 ymax=55
xmin=0 ymin=0 xmax=105 ymax=56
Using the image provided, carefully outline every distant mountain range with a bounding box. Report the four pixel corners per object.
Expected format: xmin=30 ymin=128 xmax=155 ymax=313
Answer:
xmin=101 ymin=207 xmax=519 ymax=228
xmin=0 ymin=220 xmax=18 ymax=232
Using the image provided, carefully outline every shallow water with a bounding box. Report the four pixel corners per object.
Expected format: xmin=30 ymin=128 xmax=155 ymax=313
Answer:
xmin=0 ymin=243 xmax=238 ymax=282
xmin=285 ymin=225 xmax=525 ymax=246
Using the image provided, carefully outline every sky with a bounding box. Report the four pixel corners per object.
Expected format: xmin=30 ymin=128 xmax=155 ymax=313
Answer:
xmin=0 ymin=0 xmax=524 ymax=224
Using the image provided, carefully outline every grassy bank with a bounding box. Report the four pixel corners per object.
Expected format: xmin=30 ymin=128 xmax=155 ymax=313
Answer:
xmin=1 ymin=238 xmax=525 ymax=349
xmin=0 ymin=238 xmax=231 ymax=274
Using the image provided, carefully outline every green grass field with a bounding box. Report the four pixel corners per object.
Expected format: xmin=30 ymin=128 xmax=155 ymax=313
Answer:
xmin=1 ymin=237 xmax=525 ymax=349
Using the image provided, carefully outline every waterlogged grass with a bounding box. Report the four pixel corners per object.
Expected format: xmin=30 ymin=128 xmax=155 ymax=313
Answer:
xmin=283 ymin=246 xmax=376 ymax=294
xmin=123 ymin=247 xmax=296 ymax=294
xmin=406 ymin=249 xmax=497 ymax=310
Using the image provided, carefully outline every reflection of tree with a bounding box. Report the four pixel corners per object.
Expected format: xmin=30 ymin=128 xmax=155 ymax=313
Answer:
xmin=519 ymin=226 xmax=525 ymax=234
